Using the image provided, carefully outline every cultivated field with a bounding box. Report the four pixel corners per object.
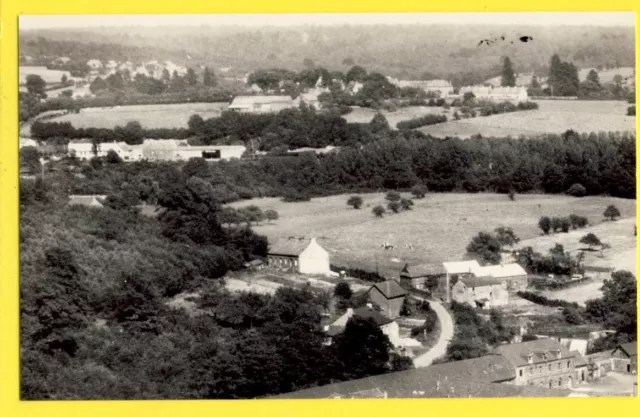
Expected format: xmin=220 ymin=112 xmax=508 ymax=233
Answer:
xmin=46 ymin=102 xmax=230 ymax=129
xmin=229 ymin=193 xmax=636 ymax=279
xmin=342 ymin=106 xmax=449 ymax=127
xmin=419 ymin=100 xmax=635 ymax=138
xmin=19 ymin=66 xmax=75 ymax=84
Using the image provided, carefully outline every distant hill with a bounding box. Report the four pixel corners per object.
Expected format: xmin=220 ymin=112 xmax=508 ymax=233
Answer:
xmin=20 ymin=24 xmax=635 ymax=84
xmin=484 ymin=67 xmax=635 ymax=87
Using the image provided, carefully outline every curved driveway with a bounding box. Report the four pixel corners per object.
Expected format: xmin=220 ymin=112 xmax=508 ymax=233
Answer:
xmin=412 ymin=299 xmax=455 ymax=368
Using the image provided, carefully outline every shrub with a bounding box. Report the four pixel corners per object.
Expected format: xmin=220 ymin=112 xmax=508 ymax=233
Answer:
xmin=560 ymin=217 xmax=571 ymax=233
xmin=347 ymin=195 xmax=363 ymax=209
xmin=516 ymin=291 xmax=580 ymax=309
xmin=334 ymin=282 xmax=353 ymax=299
xmin=387 ymin=201 xmax=401 ymax=213
xmin=372 ymin=205 xmax=385 ymax=218
xmin=603 ymin=205 xmax=621 ymax=221
xmin=538 ymin=216 xmax=551 ymax=234
xmin=264 ymin=209 xmax=279 ymax=223
xmin=627 ymin=105 xmax=635 ymax=116
xmin=396 ymin=114 xmax=447 ymax=130
xmin=385 ymin=191 xmax=401 ymax=202
xmin=411 ymin=184 xmax=427 ymax=199
xmin=281 ymin=190 xmax=311 ymax=202
xmin=563 ymin=306 xmax=585 ymax=324
xmin=400 ymin=198 xmax=414 ymax=211
xmin=566 ymin=183 xmax=587 ymax=197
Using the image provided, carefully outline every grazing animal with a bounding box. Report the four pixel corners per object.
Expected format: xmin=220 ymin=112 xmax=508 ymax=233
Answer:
xmin=404 ymin=243 xmax=414 ymax=251
xmin=381 ymin=242 xmax=395 ymax=250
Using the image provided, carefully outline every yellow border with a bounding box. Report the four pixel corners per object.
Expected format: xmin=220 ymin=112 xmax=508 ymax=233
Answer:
xmin=1 ymin=2 xmax=638 ymax=417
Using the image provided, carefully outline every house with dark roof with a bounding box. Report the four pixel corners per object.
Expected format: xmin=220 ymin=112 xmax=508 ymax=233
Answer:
xmin=267 ymin=237 xmax=333 ymax=276
xmin=366 ymin=280 xmax=407 ymax=319
xmin=493 ymin=338 xmax=584 ymax=389
xmin=399 ymin=263 xmax=446 ymax=292
xmin=268 ymin=354 xmax=574 ymax=399
xmin=451 ymin=276 xmax=509 ymax=309
xmin=324 ymin=305 xmax=397 ymax=345
xmin=611 ymin=341 xmax=637 ymax=374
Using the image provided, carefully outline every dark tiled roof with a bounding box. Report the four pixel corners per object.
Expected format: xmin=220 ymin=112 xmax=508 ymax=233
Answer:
xmin=401 ymin=263 xmax=446 ymax=278
xmin=268 ymin=355 xmax=575 ymax=399
xmin=370 ymin=280 xmax=407 ymax=299
xmin=493 ymin=339 xmax=576 ymax=367
xmin=268 ymin=237 xmax=311 ymax=256
xmin=616 ymin=341 xmax=637 ymax=357
xmin=572 ymin=351 xmax=588 ymax=367
xmin=352 ymin=306 xmax=394 ymax=327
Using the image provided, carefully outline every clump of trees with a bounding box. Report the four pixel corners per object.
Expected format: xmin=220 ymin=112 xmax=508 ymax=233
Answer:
xmin=579 ymin=233 xmax=602 ymax=250
xmin=566 ymin=183 xmax=587 ymax=197
xmin=538 ymin=214 xmax=588 ymax=234
xmin=396 ymin=114 xmax=447 ymax=130
xmin=514 ymin=244 xmax=582 ymax=277
xmin=347 ymin=195 xmax=363 ymax=209
xmin=466 ymin=227 xmax=519 ymax=265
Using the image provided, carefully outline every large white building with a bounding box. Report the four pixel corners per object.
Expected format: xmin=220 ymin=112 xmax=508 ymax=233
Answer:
xmin=459 ymin=85 xmax=529 ymax=103
xmin=387 ymin=77 xmax=455 ymax=97
xmin=228 ymin=95 xmax=296 ymax=113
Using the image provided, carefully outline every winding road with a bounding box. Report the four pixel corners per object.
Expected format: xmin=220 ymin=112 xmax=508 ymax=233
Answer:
xmin=412 ymin=299 xmax=455 ymax=368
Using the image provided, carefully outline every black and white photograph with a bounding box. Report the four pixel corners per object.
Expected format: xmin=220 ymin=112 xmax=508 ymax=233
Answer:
xmin=18 ymin=12 xmax=637 ymax=400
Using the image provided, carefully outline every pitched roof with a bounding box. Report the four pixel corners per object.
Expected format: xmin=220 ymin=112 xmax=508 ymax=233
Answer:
xmin=268 ymin=237 xmax=311 ymax=256
xmin=230 ymin=95 xmax=294 ymax=106
xmin=267 ymin=355 xmax=578 ymax=399
xmin=370 ymin=280 xmax=407 ymax=299
xmin=458 ymin=277 xmax=504 ymax=288
xmin=443 ymin=260 xmax=481 ymax=275
xmin=572 ymin=351 xmax=588 ymax=367
xmin=493 ymin=339 xmax=576 ymax=367
xmin=68 ymin=195 xmax=105 ymax=208
xmin=69 ymin=139 xmax=93 ymax=144
xmin=401 ymin=263 xmax=446 ymax=278
xmin=476 ymin=263 xmax=527 ymax=278
xmin=327 ymin=305 xmax=395 ymax=336
xmin=615 ymin=341 xmax=637 ymax=357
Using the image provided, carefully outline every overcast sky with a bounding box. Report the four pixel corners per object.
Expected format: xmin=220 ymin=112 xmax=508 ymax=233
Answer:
xmin=20 ymin=12 xmax=636 ymax=29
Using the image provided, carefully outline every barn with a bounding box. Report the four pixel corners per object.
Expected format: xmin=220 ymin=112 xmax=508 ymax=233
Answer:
xmin=267 ymin=237 xmax=332 ymax=276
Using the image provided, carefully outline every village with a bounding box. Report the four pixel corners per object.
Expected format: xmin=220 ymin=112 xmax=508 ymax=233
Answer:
xmin=16 ymin=14 xmax=637 ymax=402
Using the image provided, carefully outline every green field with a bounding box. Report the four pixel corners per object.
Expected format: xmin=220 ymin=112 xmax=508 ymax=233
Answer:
xmin=342 ymin=105 xmax=448 ymax=127
xmin=229 ymin=193 xmax=636 ymax=278
xmin=19 ymin=65 xmax=75 ymax=84
xmin=47 ymin=102 xmax=229 ymax=129
xmin=419 ymin=100 xmax=635 ymax=138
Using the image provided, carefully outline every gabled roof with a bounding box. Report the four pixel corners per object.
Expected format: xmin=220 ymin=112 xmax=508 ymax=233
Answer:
xmin=267 ymin=355 xmax=577 ymax=399
xmin=69 ymin=139 xmax=93 ymax=144
xmin=268 ymin=237 xmax=311 ymax=257
xmin=327 ymin=305 xmax=394 ymax=336
xmin=615 ymin=341 xmax=637 ymax=357
xmin=493 ymin=339 xmax=576 ymax=367
xmin=458 ymin=277 xmax=504 ymax=288
xmin=443 ymin=260 xmax=481 ymax=275
xmin=370 ymin=280 xmax=407 ymax=299
xmin=401 ymin=263 xmax=446 ymax=278
xmin=572 ymin=351 xmax=588 ymax=367
xmin=68 ymin=195 xmax=105 ymax=208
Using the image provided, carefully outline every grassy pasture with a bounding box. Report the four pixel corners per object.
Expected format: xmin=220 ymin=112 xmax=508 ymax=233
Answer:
xmin=47 ymin=102 xmax=229 ymax=129
xmin=228 ymin=193 xmax=635 ymax=279
xmin=342 ymin=105 xmax=448 ymax=127
xmin=419 ymin=100 xmax=635 ymax=138
xmin=19 ymin=66 xmax=74 ymax=84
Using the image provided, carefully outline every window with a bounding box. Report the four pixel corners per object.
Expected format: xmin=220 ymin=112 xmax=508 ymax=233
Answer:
xmin=548 ymin=364 xmax=552 ymax=371
xmin=539 ymin=366 xmax=542 ymax=374
xmin=567 ymin=360 xmax=571 ymax=368
xmin=519 ymin=369 xmax=523 ymax=377
xmin=558 ymin=362 xmax=561 ymax=370
xmin=529 ymin=367 xmax=533 ymax=374
xmin=558 ymin=378 xmax=562 ymax=387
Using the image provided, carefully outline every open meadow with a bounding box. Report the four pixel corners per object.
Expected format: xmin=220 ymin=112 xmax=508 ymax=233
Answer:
xmin=46 ymin=102 xmax=230 ymax=129
xmin=342 ymin=105 xmax=449 ymax=127
xmin=19 ymin=65 xmax=75 ymax=84
xmin=228 ymin=193 xmax=635 ymax=279
xmin=419 ymin=100 xmax=635 ymax=138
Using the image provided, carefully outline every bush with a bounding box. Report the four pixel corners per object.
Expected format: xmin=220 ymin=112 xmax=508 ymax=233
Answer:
xmin=563 ymin=306 xmax=585 ymax=324
xmin=560 ymin=217 xmax=571 ymax=233
xmin=400 ymin=198 xmax=414 ymax=211
xmin=385 ymin=191 xmax=401 ymax=202
xmin=411 ymin=184 xmax=427 ymax=199
xmin=372 ymin=205 xmax=385 ymax=218
xmin=347 ymin=195 xmax=363 ymax=209
xmin=387 ymin=201 xmax=401 ymax=213
xmin=516 ymin=291 xmax=580 ymax=309
xmin=566 ymin=183 xmax=587 ymax=197
xmin=281 ymin=190 xmax=312 ymax=202
xmin=334 ymin=282 xmax=353 ymax=299
xmin=627 ymin=105 xmax=636 ymax=116
xmin=538 ymin=216 xmax=551 ymax=234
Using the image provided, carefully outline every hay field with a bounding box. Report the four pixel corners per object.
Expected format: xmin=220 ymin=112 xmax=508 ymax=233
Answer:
xmin=19 ymin=66 xmax=74 ymax=84
xmin=342 ymin=106 xmax=448 ymax=127
xmin=419 ymin=100 xmax=635 ymax=138
xmin=229 ymin=193 xmax=635 ymax=279
xmin=48 ymin=102 xmax=229 ymax=129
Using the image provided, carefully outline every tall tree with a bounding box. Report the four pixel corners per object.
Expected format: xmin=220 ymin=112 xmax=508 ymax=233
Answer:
xmin=26 ymin=74 xmax=47 ymax=98
xmin=586 ymin=69 xmax=601 ymax=87
xmin=186 ymin=68 xmax=198 ymax=86
xmin=203 ymin=66 xmax=217 ymax=86
xmin=501 ymin=57 xmax=516 ymax=87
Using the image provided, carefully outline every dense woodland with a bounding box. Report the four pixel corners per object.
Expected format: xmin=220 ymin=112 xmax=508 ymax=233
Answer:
xmin=20 ymin=24 xmax=635 ymax=81
xmin=26 ymin=130 xmax=635 ymax=201
xmin=20 ymin=160 xmax=412 ymax=399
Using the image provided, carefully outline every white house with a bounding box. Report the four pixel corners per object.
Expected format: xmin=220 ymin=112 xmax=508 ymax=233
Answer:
xmin=386 ymin=77 xmax=455 ymax=97
xmin=442 ymin=260 xmax=481 ymax=302
xmin=86 ymin=59 xmax=103 ymax=69
xmin=228 ymin=95 xmax=296 ymax=113
xmin=68 ymin=139 xmax=96 ymax=160
xmin=459 ymin=85 xmax=529 ymax=103
xmin=19 ymin=138 xmax=38 ymax=149
xmin=174 ymin=145 xmax=246 ymax=161
xmin=267 ymin=237 xmax=333 ymax=276
xmin=473 ymin=263 xmax=528 ymax=291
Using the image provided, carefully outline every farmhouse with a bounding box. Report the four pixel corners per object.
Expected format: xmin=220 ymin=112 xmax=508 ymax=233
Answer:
xmin=267 ymin=237 xmax=332 ymax=276
xmin=270 ymin=354 xmax=576 ymax=399
xmin=474 ymin=263 xmax=528 ymax=291
xmin=611 ymin=341 xmax=637 ymax=374
xmin=228 ymin=95 xmax=296 ymax=113
xmin=399 ymin=263 xmax=446 ymax=292
xmin=174 ymin=145 xmax=246 ymax=161
xmin=493 ymin=338 xmax=582 ymax=389
xmin=442 ymin=260 xmax=481 ymax=302
xmin=451 ymin=277 xmax=509 ymax=309
xmin=366 ymin=280 xmax=407 ymax=319
xmin=324 ymin=305 xmax=398 ymax=345
xmin=67 ymin=139 xmax=96 ymax=159
xmin=19 ymin=138 xmax=38 ymax=149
